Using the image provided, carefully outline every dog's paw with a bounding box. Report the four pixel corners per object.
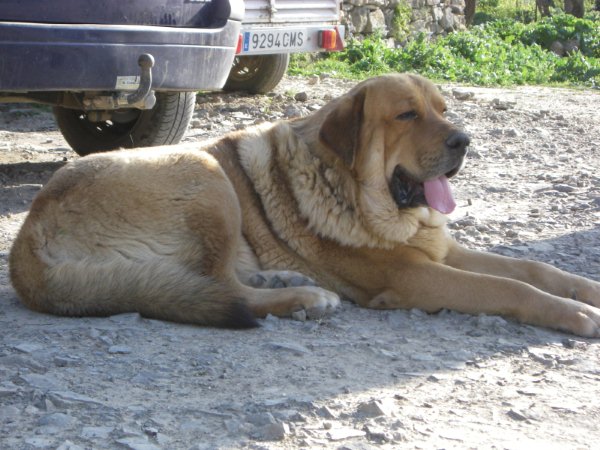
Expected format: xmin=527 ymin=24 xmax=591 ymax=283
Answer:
xmin=247 ymin=270 xmax=317 ymax=289
xmin=291 ymin=287 xmax=340 ymax=321
xmin=558 ymin=303 xmax=600 ymax=338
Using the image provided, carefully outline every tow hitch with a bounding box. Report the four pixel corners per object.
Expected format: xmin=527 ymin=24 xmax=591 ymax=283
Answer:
xmin=82 ymin=54 xmax=157 ymax=111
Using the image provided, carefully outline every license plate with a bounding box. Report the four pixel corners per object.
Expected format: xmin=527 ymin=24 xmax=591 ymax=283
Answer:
xmin=241 ymin=29 xmax=308 ymax=53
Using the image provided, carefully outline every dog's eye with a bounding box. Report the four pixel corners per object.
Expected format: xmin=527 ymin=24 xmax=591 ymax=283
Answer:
xmin=395 ymin=111 xmax=417 ymax=121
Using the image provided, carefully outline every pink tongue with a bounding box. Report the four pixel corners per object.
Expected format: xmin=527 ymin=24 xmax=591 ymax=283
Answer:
xmin=423 ymin=176 xmax=456 ymax=214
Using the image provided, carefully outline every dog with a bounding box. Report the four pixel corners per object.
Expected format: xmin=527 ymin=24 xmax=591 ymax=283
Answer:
xmin=9 ymin=73 xmax=600 ymax=336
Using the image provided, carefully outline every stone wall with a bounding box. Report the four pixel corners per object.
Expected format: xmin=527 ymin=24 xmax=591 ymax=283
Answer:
xmin=342 ymin=0 xmax=466 ymax=41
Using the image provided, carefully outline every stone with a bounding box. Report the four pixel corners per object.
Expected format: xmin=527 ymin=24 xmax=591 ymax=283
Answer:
xmin=115 ymin=437 xmax=161 ymax=450
xmin=246 ymin=412 xmax=277 ymax=426
xmin=0 ymin=354 xmax=46 ymax=372
xmin=269 ymin=341 xmax=311 ymax=355
xmin=46 ymin=390 xmax=103 ymax=408
xmin=491 ymin=98 xmax=516 ymax=110
xmin=24 ymin=437 xmax=56 ymax=448
xmin=365 ymin=424 xmax=393 ymax=442
xmin=13 ymin=342 xmax=43 ymax=353
xmin=452 ymin=88 xmax=474 ymax=100
xmin=19 ymin=373 xmax=62 ymax=390
xmin=254 ymin=421 xmax=290 ymax=441
xmin=327 ymin=427 xmax=367 ymax=441
xmin=507 ymin=409 xmax=529 ymax=421
xmin=0 ymin=405 xmax=20 ymax=423
xmin=366 ymin=9 xmax=387 ymax=34
xmin=356 ymin=398 xmax=396 ymax=417
xmin=56 ymin=441 xmax=85 ymax=450
xmin=315 ymin=405 xmax=337 ymax=419
xmin=81 ymin=426 xmax=114 ymax=439
xmin=0 ymin=382 xmax=19 ymax=398
xmin=294 ymin=92 xmax=308 ymax=102
xmin=108 ymin=345 xmax=132 ymax=354
xmin=37 ymin=412 xmax=77 ymax=433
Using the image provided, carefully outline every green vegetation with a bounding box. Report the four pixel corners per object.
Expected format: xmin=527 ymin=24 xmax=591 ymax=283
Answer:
xmin=391 ymin=1 xmax=413 ymax=42
xmin=289 ymin=13 xmax=600 ymax=87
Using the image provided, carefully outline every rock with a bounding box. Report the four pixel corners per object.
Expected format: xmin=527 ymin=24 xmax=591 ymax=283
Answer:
xmin=23 ymin=437 xmax=56 ymax=448
xmin=53 ymin=355 xmax=81 ymax=367
xmin=37 ymin=412 xmax=77 ymax=432
xmin=253 ymin=421 xmax=290 ymax=441
xmin=0 ymin=354 xmax=46 ymax=372
xmin=12 ymin=342 xmax=43 ymax=353
xmin=81 ymin=426 xmax=114 ymax=439
xmin=491 ymin=98 xmax=516 ymax=110
xmin=0 ymin=382 xmax=20 ymax=398
xmin=452 ymin=89 xmax=474 ymax=100
xmin=246 ymin=412 xmax=277 ymax=426
xmin=108 ymin=345 xmax=132 ymax=354
xmin=552 ymin=184 xmax=576 ymax=193
xmin=19 ymin=373 xmax=62 ymax=390
xmin=507 ymin=409 xmax=529 ymax=421
xmin=56 ymin=441 xmax=85 ymax=450
xmin=224 ymin=418 xmax=243 ymax=433
xmin=294 ymin=92 xmax=308 ymax=102
xmin=326 ymin=427 xmax=367 ymax=441
xmin=108 ymin=312 xmax=144 ymax=324
xmin=364 ymin=424 xmax=393 ymax=442
xmin=315 ymin=405 xmax=337 ymax=419
xmin=0 ymin=405 xmax=20 ymax=423
xmin=474 ymin=314 xmax=508 ymax=329
xmin=268 ymin=341 xmax=311 ymax=355
xmin=115 ymin=437 xmax=161 ymax=450
xmin=283 ymin=105 xmax=303 ymax=118
xmin=366 ymin=9 xmax=387 ymax=34
xmin=356 ymin=398 xmax=396 ymax=418
xmin=46 ymin=391 xmax=103 ymax=408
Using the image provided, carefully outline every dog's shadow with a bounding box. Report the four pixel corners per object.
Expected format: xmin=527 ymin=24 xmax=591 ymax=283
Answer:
xmin=0 ymin=225 xmax=596 ymax=439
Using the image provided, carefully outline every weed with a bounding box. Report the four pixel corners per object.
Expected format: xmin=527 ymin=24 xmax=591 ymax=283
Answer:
xmin=289 ymin=13 xmax=600 ymax=87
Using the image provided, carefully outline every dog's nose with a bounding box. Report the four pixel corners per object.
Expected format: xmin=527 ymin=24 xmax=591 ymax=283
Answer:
xmin=445 ymin=131 xmax=470 ymax=156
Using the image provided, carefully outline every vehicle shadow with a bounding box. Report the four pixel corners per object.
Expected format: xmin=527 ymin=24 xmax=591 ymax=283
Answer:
xmin=0 ymin=161 xmax=66 ymax=215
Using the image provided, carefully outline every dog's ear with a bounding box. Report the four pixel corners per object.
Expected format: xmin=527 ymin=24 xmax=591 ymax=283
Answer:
xmin=319 ymin=87 xmax=366 ymax=168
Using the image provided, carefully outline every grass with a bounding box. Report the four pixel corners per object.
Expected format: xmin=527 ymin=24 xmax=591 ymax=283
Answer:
xmin=289 ymin=12 xmax=600 ymax=87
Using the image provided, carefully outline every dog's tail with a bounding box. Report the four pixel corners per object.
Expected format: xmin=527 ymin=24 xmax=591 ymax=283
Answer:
xmin=10 ymin=248 xmax=259 ymax=329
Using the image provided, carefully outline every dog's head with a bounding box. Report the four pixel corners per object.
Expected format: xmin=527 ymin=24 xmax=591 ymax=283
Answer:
xmin=319 ymin=73 xmax=469 ymax=217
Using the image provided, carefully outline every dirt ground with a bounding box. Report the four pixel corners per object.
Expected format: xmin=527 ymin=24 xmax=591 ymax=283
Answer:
xmin=1 ymin=76 xmax=599 ymax=450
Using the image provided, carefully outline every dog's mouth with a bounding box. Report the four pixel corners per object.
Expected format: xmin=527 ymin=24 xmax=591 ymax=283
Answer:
xmin=389 ymin=165 xmax=460 ymax=214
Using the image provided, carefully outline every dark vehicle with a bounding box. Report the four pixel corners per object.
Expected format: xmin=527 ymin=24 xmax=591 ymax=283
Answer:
xmin=0 ymin=0 xmax=243 ymax=155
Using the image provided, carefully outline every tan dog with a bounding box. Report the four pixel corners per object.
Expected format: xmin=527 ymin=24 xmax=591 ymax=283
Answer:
xmin=9 ymin=74 xmax=600 ymax=336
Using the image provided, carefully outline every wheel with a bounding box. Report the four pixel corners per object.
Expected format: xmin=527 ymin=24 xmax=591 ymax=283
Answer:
xmin=223 ymin=54 xmax=290 ymax=94
xmin=53 ymin=91 xmax=196 ymax=156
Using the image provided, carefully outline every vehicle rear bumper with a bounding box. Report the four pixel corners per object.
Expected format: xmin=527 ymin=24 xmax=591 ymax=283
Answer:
xmin=0 ymin=20 xmax=241 ymax=92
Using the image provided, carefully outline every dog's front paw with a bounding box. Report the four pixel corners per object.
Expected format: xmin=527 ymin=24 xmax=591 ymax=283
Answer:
xmin=559 ymin=303 xmax=600 ymax=338
xmin=292 ymin=287 xmax=340 ymax=320
xmin=247 ymin=270 xmax=317 ymax=289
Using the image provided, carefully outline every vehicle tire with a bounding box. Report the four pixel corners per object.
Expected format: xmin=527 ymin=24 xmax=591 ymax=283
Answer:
xmin=223 ymin=54 xmax=290 ymax=94
xmin=53 ymin=91 xmax=196 ymax=156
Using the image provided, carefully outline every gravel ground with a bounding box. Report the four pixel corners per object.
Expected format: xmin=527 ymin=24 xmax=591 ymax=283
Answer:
xmin=1 ymin=75 xmax=599 ymax=450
